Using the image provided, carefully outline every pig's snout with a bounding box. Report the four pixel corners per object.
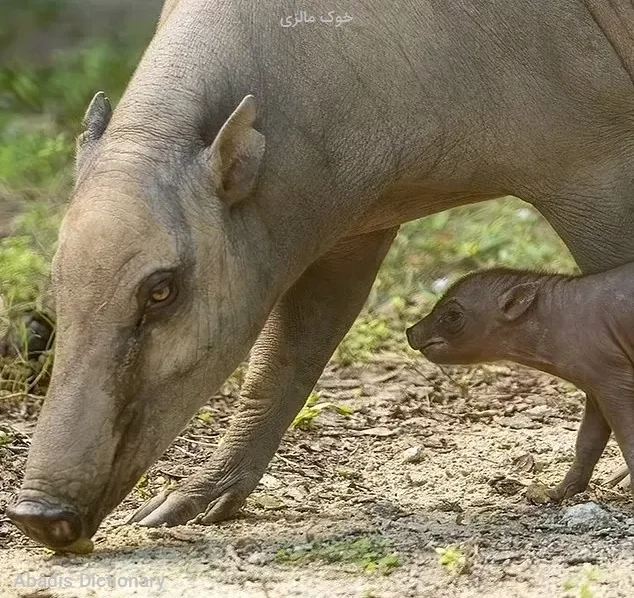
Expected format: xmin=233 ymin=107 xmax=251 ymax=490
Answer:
xmin=7 ymin=499 xmax=84 ymax=551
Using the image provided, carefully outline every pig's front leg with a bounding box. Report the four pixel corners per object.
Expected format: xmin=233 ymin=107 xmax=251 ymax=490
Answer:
xmin=547 ymin=394 xmax=610 ymax=501
xmin=129 ymin=227 xmax=398 ymax=527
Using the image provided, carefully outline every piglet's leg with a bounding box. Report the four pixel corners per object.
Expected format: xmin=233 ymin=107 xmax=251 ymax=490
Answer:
xmin=548 ymin=394 xmax=610 ymax=501
xmin=597 ymin=382 xmax=634 ymax=498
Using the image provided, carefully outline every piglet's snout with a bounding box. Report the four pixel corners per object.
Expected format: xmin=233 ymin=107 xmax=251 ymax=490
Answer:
xmin=406 ymin=324 xmax=423 ymax=350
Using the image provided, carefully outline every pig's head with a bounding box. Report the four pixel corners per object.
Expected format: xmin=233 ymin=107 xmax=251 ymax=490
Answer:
xmin=7 ymin=92 xmax=272 ymax=552
xmin=406 ymin=270 xmax=541 ymax=365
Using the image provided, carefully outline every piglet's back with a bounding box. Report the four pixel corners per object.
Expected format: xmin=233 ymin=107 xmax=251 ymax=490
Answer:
xmin=574 ymin=262 xmax=634 ymax=358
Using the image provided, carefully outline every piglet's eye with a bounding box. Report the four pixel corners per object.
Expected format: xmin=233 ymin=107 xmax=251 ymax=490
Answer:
xmin=442 ymin=308 xmax=465 ymax=332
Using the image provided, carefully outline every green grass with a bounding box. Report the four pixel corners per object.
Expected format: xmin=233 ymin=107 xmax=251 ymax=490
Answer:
xmin=275 ymin=536 xmax=401 ymax=575
xmin=436 ymin=544 xmax=471 ymax=576
xmin=0 ymin=11 xmax=578 ymax=393
xmin=563 ymin=566 xmax=601 ymax=598
xmin=292 ymin=391 xmax=354 ymax=429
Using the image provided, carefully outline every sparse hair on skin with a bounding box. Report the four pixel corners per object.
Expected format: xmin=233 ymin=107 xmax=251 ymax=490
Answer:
xmin=439 ymin=267 xmax=578 ymax=303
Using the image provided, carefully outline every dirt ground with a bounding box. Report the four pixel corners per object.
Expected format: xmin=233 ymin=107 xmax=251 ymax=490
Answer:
xmin=1 ymin=357 xmax=633 ymax=598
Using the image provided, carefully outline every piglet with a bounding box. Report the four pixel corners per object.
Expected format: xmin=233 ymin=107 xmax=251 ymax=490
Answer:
xmin=406 ymin=267 xmax=633 ymax=500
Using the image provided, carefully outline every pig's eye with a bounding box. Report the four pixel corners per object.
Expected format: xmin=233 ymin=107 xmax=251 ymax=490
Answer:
xmin=140 ymin=271 xmax=178 ymax=312
xmin=149 ymin=282 xmax=173 ymax=304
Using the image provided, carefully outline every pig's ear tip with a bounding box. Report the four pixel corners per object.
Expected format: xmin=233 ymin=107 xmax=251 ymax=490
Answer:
xmin=240 ymin=95 xmax=258 ymax=117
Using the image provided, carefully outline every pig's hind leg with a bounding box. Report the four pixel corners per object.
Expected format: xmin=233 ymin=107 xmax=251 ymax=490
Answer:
xmin=547 ymin=394 xmax=610 ymax=501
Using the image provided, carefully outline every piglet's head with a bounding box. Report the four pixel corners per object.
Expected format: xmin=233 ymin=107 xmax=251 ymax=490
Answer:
xmin=406 ymin=270 xmax=541 ymax=365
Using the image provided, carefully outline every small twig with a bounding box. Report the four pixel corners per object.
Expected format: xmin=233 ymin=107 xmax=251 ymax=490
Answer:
xmin=0 ymin=392 xmax=42 ymax=401
xmin=176 ymin=435 xmax=217 ymax=448
xmin=593 ymin=483 xmax=630 ymax=498
xmin=172 ymin=445 xmax=198 ymax=459
xmin=274 ymin=453 xmax=303 ymax=469
xmin=437 ymin=365 xmax=465 ymax=391
xmin=156 ymin=468 xmax=187 ymax=480
xmin=26 ymin=356 xmax=53 ymax=392
xmin=406 ymin=359 xmax=439 ymax=385
xmin=604 ymin=465 xmax=630 ymax=487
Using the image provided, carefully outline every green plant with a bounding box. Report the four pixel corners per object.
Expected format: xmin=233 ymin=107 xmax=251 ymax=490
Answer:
xmin=196 ymin=409 xmax=214 ymax=424
xmin=134 ymin=474 xmax=151 ymax=500
xmin=292 ymin=391 xmax=354 ymax=429
xmin=0 ymin=236 xmax=50 ymax=306
xmin=335 ymin=317 xmax=393 ymax=365
xmin=563 ymin=566 xmax=600 ymax=598
xmin=0 ymin=133 xmax=73 ymax=188
xmin=436 ymin=544 xmax=470 ymax=576
xmin=276 ymin=537 xmax=400 ymax=576
xmin=0 ymin=429 xmax=14 ymax=447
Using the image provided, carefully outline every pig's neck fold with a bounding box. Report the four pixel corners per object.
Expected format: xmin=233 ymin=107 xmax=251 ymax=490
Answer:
xmin=503 ymin=277 xmax=583 ymax=386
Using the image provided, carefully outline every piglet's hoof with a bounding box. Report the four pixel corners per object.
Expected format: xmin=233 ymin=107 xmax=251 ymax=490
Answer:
xmin=542 ymin=478 xmax=589 ymax=503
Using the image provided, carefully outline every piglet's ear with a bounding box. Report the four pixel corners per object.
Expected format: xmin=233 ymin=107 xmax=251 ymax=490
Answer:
xmin=207 ymin=95 xmax=265 ymax=205
xmin=497 ymin=282 xmax=539 ymax=321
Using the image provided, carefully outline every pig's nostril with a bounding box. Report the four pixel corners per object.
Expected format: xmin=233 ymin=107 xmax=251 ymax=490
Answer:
xmin=49 ymin=519 xmax=74 ymax=542
xmin=6 ymin=500 xmax=83 ymax=549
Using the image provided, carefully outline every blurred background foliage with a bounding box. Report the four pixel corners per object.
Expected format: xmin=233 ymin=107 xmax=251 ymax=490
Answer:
xmin=0 ymin=0 xmax=576 ymax=386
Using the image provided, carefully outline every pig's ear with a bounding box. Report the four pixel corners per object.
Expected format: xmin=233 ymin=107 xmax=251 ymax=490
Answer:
xmin=498 ymin=282 xmax=539 ymax=321
xmin=76 ymin=92 xmax=112 ymax=171
xmin=207 ymin=95 xmax=265 ymax=205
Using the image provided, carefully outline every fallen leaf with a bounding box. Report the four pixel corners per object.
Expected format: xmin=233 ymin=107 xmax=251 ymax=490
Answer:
xmin=252 ymin=494 xmax=286 ymax=510
xmin=358 ymin=427 xmax=397 ymax=437
xmin=512 ymin=453 xmax=536 ymax=474
xmin=489 ymin=476 xmax=524 ymax=496
xmin=525 ymin=481 xmax=553 ymax=505
xmin=260 ymin=474 xmax=283 ymax=490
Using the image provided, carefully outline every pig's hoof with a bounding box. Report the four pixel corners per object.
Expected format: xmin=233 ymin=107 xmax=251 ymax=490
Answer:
xmin=128 ymin=487 xmax=245 ymax=527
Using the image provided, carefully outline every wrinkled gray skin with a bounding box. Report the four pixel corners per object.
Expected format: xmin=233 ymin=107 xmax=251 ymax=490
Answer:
xmin=8 ymin=0 xmax=634 ymax=551
xmin=407 ymin=267 xmax=634 ymax=501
